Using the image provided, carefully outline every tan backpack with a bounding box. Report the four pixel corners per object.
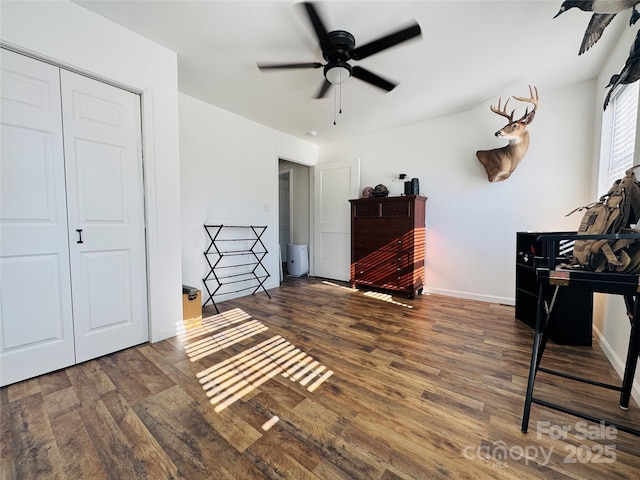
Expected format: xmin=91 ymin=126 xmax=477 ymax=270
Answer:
xmin=569 ymin=165 xmax=640 ymax=273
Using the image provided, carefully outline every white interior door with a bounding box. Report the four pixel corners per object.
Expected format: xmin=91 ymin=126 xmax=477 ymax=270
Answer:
xmin=0 ymin=50 xmax=75 ymax=385
xmin=0 ymin=50 xmax=149 ymax=386
xmin=60 ymin=70 xmax=148 ymax=363
xmin=313 ymin=159 xmax=360 ymax=280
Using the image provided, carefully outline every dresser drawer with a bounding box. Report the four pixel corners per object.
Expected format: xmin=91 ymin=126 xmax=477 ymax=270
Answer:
xmin=352 ymin=234 xmax=412 ymax=251
xmin=353 ymin=218 xmax=412 ymax=234
xmin=353 ymin=202 xmax=381 ymax=217
xmin=353 ymin=263 xmax=412 ymax=288
xmin=381 ymin=200 xmax=410 ymax=217
xmin=353 ymin=249 xmax=410 ymax=266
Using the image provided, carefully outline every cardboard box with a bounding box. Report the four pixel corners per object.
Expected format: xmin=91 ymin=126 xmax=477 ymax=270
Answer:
xmin=182 ymin=288 xmax=202 ymax=329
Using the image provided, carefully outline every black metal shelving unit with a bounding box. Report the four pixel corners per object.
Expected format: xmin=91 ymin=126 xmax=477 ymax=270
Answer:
xmin=203 ymin=224 xmax=271 ymax=313
xmin=515 ymin=231 xmax=592 ymax=345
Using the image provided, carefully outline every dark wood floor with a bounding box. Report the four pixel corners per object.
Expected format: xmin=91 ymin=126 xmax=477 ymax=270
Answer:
xmin=2 ymin=276 xmax=639 ymax=479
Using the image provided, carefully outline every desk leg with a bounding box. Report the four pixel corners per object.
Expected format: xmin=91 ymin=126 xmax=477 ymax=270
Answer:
xmin=620 ymin=294 xmax=640 ymax=409
xmin=522 ymin=283 xmax=547 ymax=433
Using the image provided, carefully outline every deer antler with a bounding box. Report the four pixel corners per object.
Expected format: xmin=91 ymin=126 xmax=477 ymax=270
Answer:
xmin=490 ymin=97 xmax=515 ymax=122
xmin=512 ymin=85 xmax=539 ymax=123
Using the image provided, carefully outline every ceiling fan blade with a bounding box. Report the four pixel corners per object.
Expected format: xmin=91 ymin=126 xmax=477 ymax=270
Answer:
xmin=314 ymin=79 xmax=332 ymax=99
xmin=352 ymin=66 xmax=397 ymax=92
xmin=257 ymin=62 xmax=323 ymax=71
xmin=302 ymin=2 xmax=333 ymax=53
xmin=353 ymin=21 xmax=422 ymax=60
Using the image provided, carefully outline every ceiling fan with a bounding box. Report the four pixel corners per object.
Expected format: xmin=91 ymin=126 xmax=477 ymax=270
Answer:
xmin=257 ymin=2 xmax=422 ymax=98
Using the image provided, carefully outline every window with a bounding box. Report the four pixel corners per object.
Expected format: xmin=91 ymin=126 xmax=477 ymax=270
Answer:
xmin=605 ymin=83 xmax=639 ymax=186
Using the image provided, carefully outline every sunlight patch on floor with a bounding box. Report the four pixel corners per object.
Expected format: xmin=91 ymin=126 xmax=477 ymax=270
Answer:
xmin=175 ymin=307 xmax=251 ymax=338
xmin=197 ymin=333 xmax=333 ymax=412
xmin=262 ymin=415 xmax=280 ymax=431
xmin=177 ymin=307 xmax=334 ymax=413
xmin=363 ymin=290 xmax=414 ymax=308
xmin=321 ymin=280 xmax=354 ymax=291
xmin=183 ymin=319 xmax=268 ymax=362
xmin=320 ymin=280 xmax=415 ymax=308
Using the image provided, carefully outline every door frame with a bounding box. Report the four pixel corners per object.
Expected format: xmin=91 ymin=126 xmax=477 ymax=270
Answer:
xmin=279 ymin=166 xmax=294 ymax=261
xmin=275 ymin=154 xmax=313 ymax=275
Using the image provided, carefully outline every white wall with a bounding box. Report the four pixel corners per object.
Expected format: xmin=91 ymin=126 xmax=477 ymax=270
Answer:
xmin=0 ymin=1 xmax=182 ymax=342
xmin=179 ymin=93 xmax=318 ymax=304
xmin=320 ymin=81 xmax=594 ymax=304
xmin=591 ymin=25 xmax=640 ymax=401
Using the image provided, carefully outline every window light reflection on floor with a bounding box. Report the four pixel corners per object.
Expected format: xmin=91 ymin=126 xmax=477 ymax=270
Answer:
xmin=363 ymin=290 xmax=414 ymax=308
xmin=321 ymin=280 xmax=417 ymax=308
xmin=197 ymin=333 xmax=333 ymax=412
xmin=262 ymin=415 xmax=280 ymax=431
xmin=184 ymin=319 xmax=268 ymax=362
xmin=178 ymin=307 xmax=333 ymax=413
xmin=321 ymin=280 xmax=354 ymax=291
xmin=175 ymin=307 xmax=250 ymax=338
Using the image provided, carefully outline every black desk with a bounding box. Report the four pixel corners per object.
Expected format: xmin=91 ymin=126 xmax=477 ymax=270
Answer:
xmin=516 ymin=232 xmax=593 ymax=345
xmin=521 ymin=233 xmax=640 ymax=437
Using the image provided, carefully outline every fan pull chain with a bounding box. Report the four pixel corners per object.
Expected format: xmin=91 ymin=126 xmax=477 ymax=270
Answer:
xmin=333 ymin=71 xmax=344 ymax=126
xmin=333 ymin=88 xmax=338 ymax=125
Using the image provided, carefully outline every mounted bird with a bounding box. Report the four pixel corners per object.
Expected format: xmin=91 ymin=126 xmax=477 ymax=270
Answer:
xmin=604 ymin=28 xmax=640 ymax=109
xmin=554 ymin=0 xmax=640 ymax=54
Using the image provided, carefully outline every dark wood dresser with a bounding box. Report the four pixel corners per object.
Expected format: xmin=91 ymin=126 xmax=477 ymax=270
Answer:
xmin=349 ymin=195 xmax=426 ymax=297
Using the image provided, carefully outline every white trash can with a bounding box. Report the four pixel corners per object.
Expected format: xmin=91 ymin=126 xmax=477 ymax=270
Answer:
xmin=287 ymin=244 xmax=309 ymax=277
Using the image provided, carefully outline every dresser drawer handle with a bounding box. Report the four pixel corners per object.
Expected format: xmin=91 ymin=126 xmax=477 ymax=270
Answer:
xmin=398 ymin=224 xmax=403 ymax=228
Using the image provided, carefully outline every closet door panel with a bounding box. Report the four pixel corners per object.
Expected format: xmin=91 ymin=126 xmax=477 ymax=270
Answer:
xmin=0 ymin=49 xmax=75 ymax=386
xmin=60 ymin=70 xmax=148 ymax=362
xmin=2 ymin=127 xmax=54 ymax=221
xmin=1 ymin=256 xmax=67 ymax=345
xmin=81 ymin=250 xmax=131 ymax=330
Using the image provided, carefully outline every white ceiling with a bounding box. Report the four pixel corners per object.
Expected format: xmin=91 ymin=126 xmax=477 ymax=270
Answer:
xmin=75 ymin=0 xmax=630 ymax=145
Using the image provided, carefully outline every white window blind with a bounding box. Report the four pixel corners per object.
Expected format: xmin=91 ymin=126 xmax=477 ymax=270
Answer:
xmin=607 ymin=83 xmax=639 ymax=185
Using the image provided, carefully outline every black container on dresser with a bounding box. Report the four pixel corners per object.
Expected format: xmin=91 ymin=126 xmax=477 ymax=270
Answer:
xmin=349 ymin=195 xmax=426 ymax=298
xmin=516 ymin=231 xmax=593 ymax=346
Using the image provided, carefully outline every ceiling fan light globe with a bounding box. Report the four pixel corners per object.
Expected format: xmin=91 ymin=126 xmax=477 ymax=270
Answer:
xmin=326 ymin=66 xmax=351 ymax=85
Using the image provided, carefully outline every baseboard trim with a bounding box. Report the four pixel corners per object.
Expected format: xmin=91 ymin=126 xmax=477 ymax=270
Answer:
xmin=592 ymin=325 xmax=640 ymax=406
xmin=423 ymin=287 xmax=514 ymax=306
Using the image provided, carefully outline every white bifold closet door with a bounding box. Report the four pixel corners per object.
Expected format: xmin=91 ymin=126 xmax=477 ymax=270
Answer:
xmin=0 ymin=49 xmax=148 ymax=386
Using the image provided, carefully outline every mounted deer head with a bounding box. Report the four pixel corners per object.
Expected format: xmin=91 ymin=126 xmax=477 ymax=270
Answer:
xmin=476 ymin=85 xmax=539 ymax=182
